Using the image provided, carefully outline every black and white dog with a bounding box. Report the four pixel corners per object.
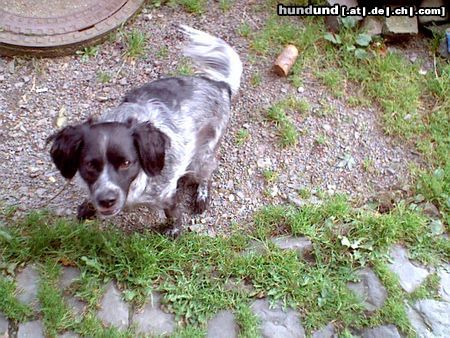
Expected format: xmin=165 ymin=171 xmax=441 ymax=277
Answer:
xmin=48 ymin=25 xmax=242 ymax=236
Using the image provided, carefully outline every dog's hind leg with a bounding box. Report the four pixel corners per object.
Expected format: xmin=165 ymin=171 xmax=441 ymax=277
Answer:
xmin=192 ymin=154 xmax=217 ymax=214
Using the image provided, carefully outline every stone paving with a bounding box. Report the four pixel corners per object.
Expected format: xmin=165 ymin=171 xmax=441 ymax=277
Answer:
xmin=1 ymin=239 xmax=449 ymax=337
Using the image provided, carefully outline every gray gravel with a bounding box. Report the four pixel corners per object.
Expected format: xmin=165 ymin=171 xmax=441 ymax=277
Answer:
xmin=0 ymin=2 xmax=420 ymax=234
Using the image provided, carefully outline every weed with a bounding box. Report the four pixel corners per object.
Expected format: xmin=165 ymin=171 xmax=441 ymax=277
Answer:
xmin=123 ymin=30 xmax=147 ymax=59
xmin=267 ymin=100 xmax=299 ymax=147
xmin=347 ymin=95 xmax=368 ymax=107
xmin=362 ymin=158 xmax=375 ymax=173
xmin=317 ymin=98 xmax=334 ymax=117
xmin=250 ymin=71 xmax=262 ymax=87
xmin=219 ymin=0 xmax=233 ymax=11
xmin=298 ymin=188 xmax=311 ymax=199
xmin=31 ymin=58 xmax=45 ymax=76
xmin=315 ymin=68 xmax=344 ymax=98
xmin=294 ymin=98 xmax=311 ymax=114
xmin=97 ymin=71 xmax=111 ymax=84
xmin=172 ymin=0 xmax=206 ymax=14
xmin=407 ymin=273 xmax=441 ymax=301
xmin=314 ymin=134 xmax=327 ymax=146
xmin=171 ymin=325 xmax=206 ymax=337
xmin=262 ymin=169 xmax=279 ymax=184
xmin=235 ymin=128 xmax=250 ymax=145
xmin=237 ymin=22 xmax=251 ymax=38
xmin=76 ymin=46 xmax=98 ymax=62
xmin=0 ymin=277 xmax=33 ymax=321
xmin=156 ymin=45 xmax=169 ymax=59
xmin=174 ymin=58 xmax=194 ymax=76
xmin=38 ymin=262 xmax=74 ymax=336
xmin=235 ymin=303 xmax=260 ymax=337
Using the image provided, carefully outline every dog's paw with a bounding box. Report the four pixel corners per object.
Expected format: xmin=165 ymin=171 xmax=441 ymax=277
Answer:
xmin=193 ymin=196 xmax=209 ymax=215
xmin=77 ymin=200 xmax=97 ymax=220
xmin=154 ymin=219 xmax=183 ymax=239
xmin=193 ymin=183 xmax=210 ymax=214
xmin=163 ymin=226 xmax=183 ymax=239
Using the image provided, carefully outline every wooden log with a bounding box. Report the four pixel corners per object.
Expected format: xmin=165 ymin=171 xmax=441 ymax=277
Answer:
xmin=273 ymin=45 xmax=299 ymax=77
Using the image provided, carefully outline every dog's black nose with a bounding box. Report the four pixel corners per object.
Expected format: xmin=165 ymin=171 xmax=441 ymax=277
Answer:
xmin=98 ymin=194 xmax=118 ymax=208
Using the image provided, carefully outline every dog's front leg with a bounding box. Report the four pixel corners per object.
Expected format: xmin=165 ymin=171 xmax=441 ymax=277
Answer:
xmin=193 ymin=180 xmax=211 ymax=214
xmin=163 ymin=204 xmax=183 ymax=238
xmin=77 ymin=199 xmax=97 ymax=220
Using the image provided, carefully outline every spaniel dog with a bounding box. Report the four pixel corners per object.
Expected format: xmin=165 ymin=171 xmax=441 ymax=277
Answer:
xmin=47 ymin=25 xmax=242 ymax=236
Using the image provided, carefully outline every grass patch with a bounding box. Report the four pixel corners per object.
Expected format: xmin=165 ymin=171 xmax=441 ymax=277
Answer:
xmin=407 ymin=273 xmax=441 ymax=301
xmin=267 ymin=99 xmax=299 ymax=147
xmin=235 ymin=128 xmax=250 ymax=145
xmin=38 ymin=262 xmax=74 ymax=336
xmin=1 ymin=194 xmax=448 ymax=334
xmin=171 ymin=0 xmax=206 ymax=14
xmin=237 ymin=22 xmax=251 ymax=38
xmin=156 ymin=45 xmax=169 ymax=59
xmin=250 ymin=71 xmax=262 ymax=87
xmin=173 ymin=58 xmax=195 ymax=76
xmin=219 ymin=0 xmax=233 ymax=11
xmin=0 ymin=277 xmax=33 ymax=321
xmin=315 ymin=68 xmax=345 ymax=98
xmin=253 ymin=14 xmax=449 ymax=223
xmin=97 ymin=71 xmax=111 ymax=84
xmin=262 ymin=169 xmax=279 ymax=184
xmin=75 ymin=46 xmax=98 ymax=62
xmin=123 ymin=30 xmax=147 ymax=59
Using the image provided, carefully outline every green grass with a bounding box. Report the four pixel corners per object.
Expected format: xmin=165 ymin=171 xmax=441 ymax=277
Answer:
xmin=298 ymin=188 xmax=311 ymax=199
xmin=251 ymin=12 xmax=448 ymax=222
xmin=97 ymin=71 xmax=112 ymax=84
xmin=173 ymin=58 xmax=195 ymax=76
xmin=292 ymin=98 xmax=311 ymax=114
xmin=237 ymin=22 xmax=251 ymax=38
xmin=315 ymin=68 xmax=345 ymax=98
xmin=267 ymin=99 xmax=299 ymax=147
xmin=156 ymin=45 xmax=169 ymax=59
xmin=171 ymin=0 xmax=206 ymax=14
xmin=314 ymin=133 xmax=328 ymax=146
xmin=38 ymin=262 xmax=74 ymax=336
xmin=362 ymin=158 xmax=375 ymax=173
xmin=123 ymin=30 xmax=147 ymax=59
xmin=219 ymin=0 xmax=233 ymax=11
xmin=250 ymin=71 xmax=262 ymax=87
xmin=0 ymin=277 xmax=33 ymax=321
xmin=407 ymin=273 xmax=441 ymax=302
xmin=262 ymin=169 xmax=278 ymax=184
xmin=235 ymin=128 xmax=250 ymax=145
xmin=76 ymin=46 xmax=98 ymax=62
xmin=1 ymin=195 xmax=447 ymax=334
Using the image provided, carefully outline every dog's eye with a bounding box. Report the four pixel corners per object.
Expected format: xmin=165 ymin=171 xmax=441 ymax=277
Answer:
xmin=119 ymin=160 xmax=131 ymax=170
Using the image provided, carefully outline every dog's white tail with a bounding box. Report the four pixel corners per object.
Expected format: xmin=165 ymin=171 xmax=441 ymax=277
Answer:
xmin=179 ymin=25 xmax=243 ymax=96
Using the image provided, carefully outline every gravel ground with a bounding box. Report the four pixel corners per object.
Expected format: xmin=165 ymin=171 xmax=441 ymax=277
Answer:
xmin=0 ymin=2 xmax=422 ymax=234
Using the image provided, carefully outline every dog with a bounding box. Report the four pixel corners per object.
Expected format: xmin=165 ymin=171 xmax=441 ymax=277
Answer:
xmin=47 ymin=25 xmax=243 ymax=236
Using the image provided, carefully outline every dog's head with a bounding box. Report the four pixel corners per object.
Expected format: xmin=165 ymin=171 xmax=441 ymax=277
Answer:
xmin=48 ymin=119 xmax=169 ymax=217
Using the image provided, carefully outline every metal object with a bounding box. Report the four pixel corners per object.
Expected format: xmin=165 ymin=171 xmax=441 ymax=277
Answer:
xmin=0 ymin=0 xmax=145 ymax=56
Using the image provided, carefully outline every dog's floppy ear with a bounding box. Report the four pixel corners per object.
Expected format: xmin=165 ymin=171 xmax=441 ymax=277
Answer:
xmin=133 ymin=122 xmax=169 ymax=176
xmin=47 ymin=125 xmax=85 ymax=179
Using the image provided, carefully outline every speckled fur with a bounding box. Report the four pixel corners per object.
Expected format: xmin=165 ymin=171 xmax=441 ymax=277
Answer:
xmin=48 ymin=25 xmax=242 ymax=235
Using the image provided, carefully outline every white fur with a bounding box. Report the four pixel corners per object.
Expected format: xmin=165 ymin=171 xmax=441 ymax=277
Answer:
xmin=179 ymin=25 xmax=243 ymax=96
